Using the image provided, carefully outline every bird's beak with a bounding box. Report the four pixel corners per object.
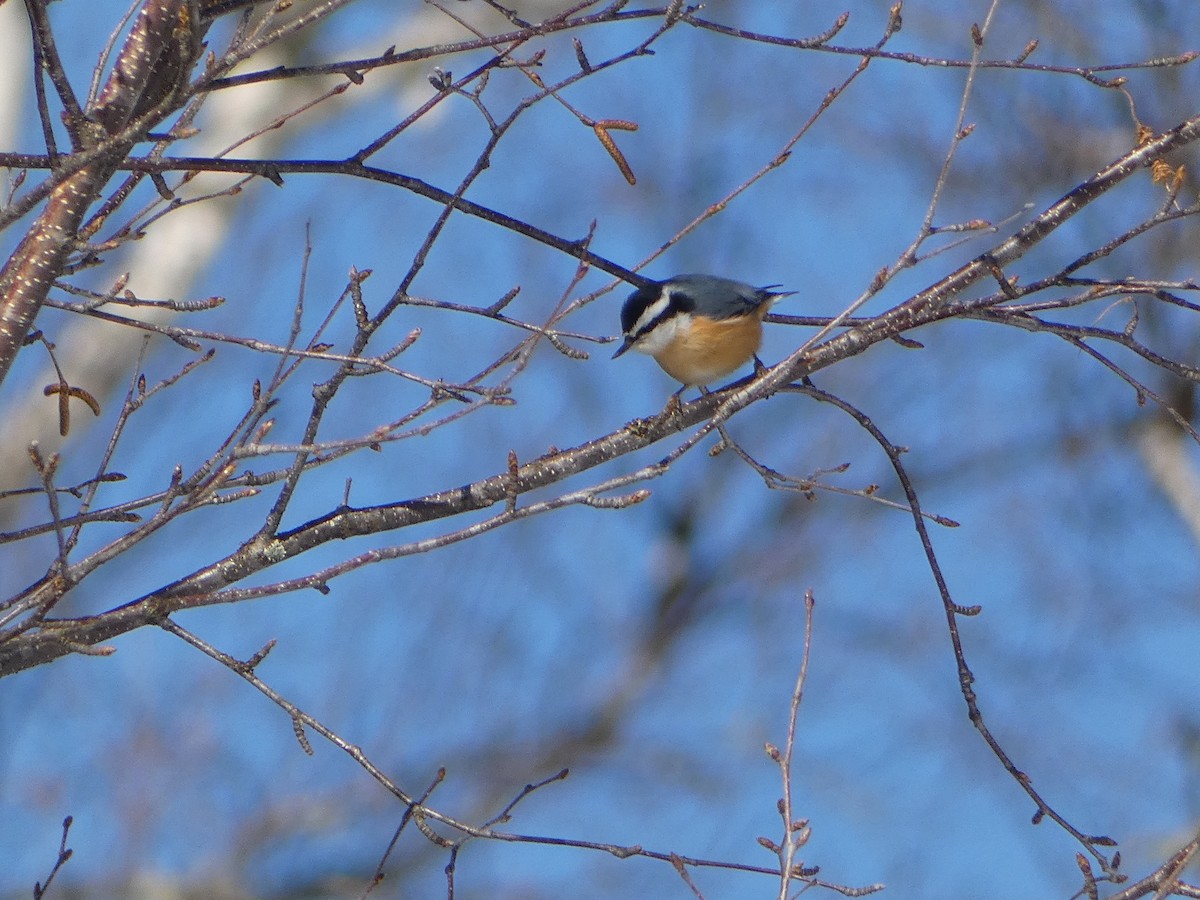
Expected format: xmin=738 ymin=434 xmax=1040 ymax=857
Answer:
xmin=611 ymin=336 xmax=634 ymax=359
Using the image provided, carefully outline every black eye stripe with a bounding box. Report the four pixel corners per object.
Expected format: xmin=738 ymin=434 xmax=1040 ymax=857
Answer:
xmin=671 ymin=291 xmax=697 ymax=313
xmin=633 ymin=306 xmax=676 ymax=339
xmin=634 ymin=289 xmax=700 ymax=338
xmin=623 ymin=285 xmax=732 ymax=340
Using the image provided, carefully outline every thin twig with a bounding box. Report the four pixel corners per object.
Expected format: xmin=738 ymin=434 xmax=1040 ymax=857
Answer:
xmin=792 ymin=380 xmax=1119 ymax=876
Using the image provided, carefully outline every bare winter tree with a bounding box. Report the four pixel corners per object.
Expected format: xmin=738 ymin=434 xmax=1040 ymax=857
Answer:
xmin=3 ymin=1 xmax=1200 ymax=897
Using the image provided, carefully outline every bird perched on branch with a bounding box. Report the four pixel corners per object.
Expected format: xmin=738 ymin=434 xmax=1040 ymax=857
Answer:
xmin=612 ymin=274 xmax=794 ymax=389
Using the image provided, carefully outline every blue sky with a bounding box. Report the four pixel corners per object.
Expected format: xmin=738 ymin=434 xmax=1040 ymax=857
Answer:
xmin=2 ymin=2 xmax=1200 ymax=897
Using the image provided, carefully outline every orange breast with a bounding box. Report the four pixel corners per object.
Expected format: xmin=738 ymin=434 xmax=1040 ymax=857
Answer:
xmin=653 ymin=314 xmax=763 ymax=386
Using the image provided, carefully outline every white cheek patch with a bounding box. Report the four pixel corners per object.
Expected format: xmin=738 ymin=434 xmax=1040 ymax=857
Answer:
xmin=633 ymin=311 xmax=691 ymax=355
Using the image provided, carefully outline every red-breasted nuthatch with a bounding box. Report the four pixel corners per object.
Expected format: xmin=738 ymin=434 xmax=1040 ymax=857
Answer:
xmin=612 ymin=274 xmax=794 ymax=387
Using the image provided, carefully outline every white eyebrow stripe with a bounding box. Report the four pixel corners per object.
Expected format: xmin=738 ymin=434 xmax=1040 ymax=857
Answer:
xmin=631 ymin=294 xmax=671 ymax=336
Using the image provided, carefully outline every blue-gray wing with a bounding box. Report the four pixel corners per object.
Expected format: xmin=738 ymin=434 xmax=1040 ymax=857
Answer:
xmin=671 ymin=274 xmax=788 ymax=320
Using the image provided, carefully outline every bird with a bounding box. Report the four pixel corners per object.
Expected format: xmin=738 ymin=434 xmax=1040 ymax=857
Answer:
xmin=612 ymin=274 xmax=794 ymax=388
